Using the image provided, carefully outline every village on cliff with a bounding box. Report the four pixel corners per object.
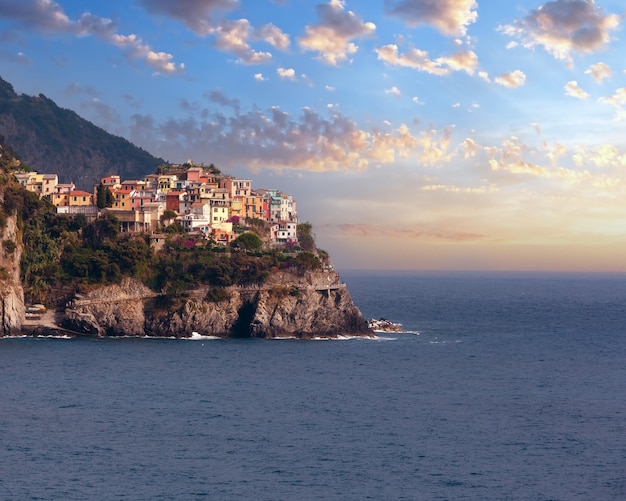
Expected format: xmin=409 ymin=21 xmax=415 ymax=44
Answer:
xmin=13 ymin=164 xmax=299 ymax=249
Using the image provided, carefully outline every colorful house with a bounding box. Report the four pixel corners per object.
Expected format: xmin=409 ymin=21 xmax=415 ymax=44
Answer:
xmin=69 ymin=190 xmax=94 ymax=207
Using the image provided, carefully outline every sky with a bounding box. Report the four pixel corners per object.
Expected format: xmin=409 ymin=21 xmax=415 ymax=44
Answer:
xmin=1 ymin=0 xmax=626 ymax=272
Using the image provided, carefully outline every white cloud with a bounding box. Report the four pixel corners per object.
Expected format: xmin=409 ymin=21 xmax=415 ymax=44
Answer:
xmin=277 ymin=67 xmax=297 ymax=80
xmin=112 ymin=34 xmax=184 ymax=74
xmin=494 ymin=70 xmax=526 ymax=88
xmin=585 ymin=62 xmax=611 ymax=84
xmin=384 ymin=0 xmax=478 ymax=37
xmin=478 ymin=71 xmax=490 ymax=82
xmin=0 ymin=0 xmax=183 ymax=74
xmin=564 ymin=80 xmax=590 ymax=99
xmin=254 ymin=23 xmax=290 ymax=51
xmin=139 ymin=0 xmax=239 ymax=36
xmin=499 ymin=0 xmax=621 ymax=65
xmin=130 ymin=99 xmax=455 ymax=173
xmin=375 ymin=44 xmax=478 ymax=76
xmin=212 ymin=19 xmax=272 ymax=64
xmin=599 ymin=88 xmax=626 ymax=120
xmin=298 ymin=0 xmax=376 ymax=66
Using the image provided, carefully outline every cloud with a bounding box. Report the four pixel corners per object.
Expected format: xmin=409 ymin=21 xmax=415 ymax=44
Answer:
xmin=462 ymin=137 xmax=479 ymax=158
xmin=420 ymin=183 xmax=496 ymax=194
xmin=494 ymin=70 xmax=526 ymax=88
xmin=140 ymin=0 xmax=288 ymax=63
xmin=0 ymin=0 xmax=183 ymax=74
xmin=481 ymin=135 xmax=624 ymax=188
xmin=80 ymin=98 xmax=121 ymax=128
xmin=375 ymin=44 xmax=478 ymax=76
xmin=64 ymin=82 xmax=100 ymax=98
xmin=254 ymin=23 xmax=290 ymax=51
xmin=564 ymin=80 xmax=589 ymax=99
xmin=139 ymin=0 xmax=239 ymax=36
xmin=212 ymin=19 xmax=272 ymax=64
xmin=384 ymin=0 xmax=478 ymax=36
xmin=327 ymin=223 xmax=484 ymax=242
xmin=585 ymin=62 xmax=611 ymax=83
xmin=277 ymin=67 xmax=297 ymax=80
xmin=129 ymin=97 xmax=454 ymax=173
xmin=112 ymin=34 xmax=184 ymax=74
xmin=0 ymin=50 xmax=30 ymax=64
xmin=386 ymin=86 xmax=401 ymax=97
xmin=254 ymin=73 xmax=267 ymax=81
xmin=598 ymin=88 xmax=626 ymax=119
xmin=499 ymin=0 xmax=620 ymax=65
xmin=573 ymin=144 xmax=626 ymax=168
xmin=0 ymin=0 xmax=115 ymax=36
xmin=203 ymin=89 xmax=241 ymax=113
xmin=298 ymin=0 xmax=376 ymax=66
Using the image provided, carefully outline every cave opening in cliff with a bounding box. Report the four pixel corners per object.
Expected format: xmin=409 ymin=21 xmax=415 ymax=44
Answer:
xmin=232 ymin=302 xmax=255 ymax=338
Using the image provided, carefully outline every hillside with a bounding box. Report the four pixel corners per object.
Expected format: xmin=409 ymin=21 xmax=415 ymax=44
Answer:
xmin=0 ymin=76 xmax=165 ymax=189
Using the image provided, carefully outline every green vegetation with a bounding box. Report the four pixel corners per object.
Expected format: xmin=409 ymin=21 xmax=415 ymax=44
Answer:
xmin=231 ymin=232 xmax=262 ymax=252
xmin=297 ymin=222 xmax=315 ymax=252
xmin=96 ymin=183 xmax=114 ymax=209
xmin=0 ymin=132 xmax=328 ymax=306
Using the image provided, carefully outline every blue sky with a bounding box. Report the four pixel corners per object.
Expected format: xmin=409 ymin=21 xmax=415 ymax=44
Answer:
xmin=1 ymin=0 xmax=626 ymax=271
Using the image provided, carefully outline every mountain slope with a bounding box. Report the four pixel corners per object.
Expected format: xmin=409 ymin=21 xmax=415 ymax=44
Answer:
xmin=0 ymin=76 xmax=165 ymax=189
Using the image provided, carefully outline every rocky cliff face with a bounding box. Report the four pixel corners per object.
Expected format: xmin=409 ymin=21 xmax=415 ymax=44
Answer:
xmin=0 ymin=214 xmax=24 ymax=335
xmin=63 ymin=272 xmax=372 ymax=339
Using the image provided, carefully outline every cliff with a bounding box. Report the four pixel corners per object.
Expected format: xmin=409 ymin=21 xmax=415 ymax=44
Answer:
xmin=0 ymin=213 xmax=24 ymax=335
xmin=61 ymin=272 xmax=372 ymax=339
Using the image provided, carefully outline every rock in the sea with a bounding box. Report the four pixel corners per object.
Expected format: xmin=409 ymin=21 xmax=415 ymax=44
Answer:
xmin=368 ymin=317 xmax=403 ymax=332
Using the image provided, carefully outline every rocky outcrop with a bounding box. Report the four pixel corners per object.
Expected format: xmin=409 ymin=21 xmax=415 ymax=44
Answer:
xmin=0 ymin=214 xmax=24 ymax=335
xmin=62 ymin=272 xmax=373 ymax=339
xmin=368 ymin=318 xmax=403 ymax=332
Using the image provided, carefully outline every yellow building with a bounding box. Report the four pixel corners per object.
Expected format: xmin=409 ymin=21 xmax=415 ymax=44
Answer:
xmin=69 ymin=190 xmax=94 ymax=206
xmin=244 ymin=194 xmax=265 ymax=220
xmin=229 ymin=196 xmax=244 ymax=219
xmin=157 ymin=175 xmax=177 ymax=192
xmin=111 ymin=188 xmax=133 ymax=210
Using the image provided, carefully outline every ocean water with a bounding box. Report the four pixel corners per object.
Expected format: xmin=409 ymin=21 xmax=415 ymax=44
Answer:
xmin=1 ymin=271 xmax=624 ymax=500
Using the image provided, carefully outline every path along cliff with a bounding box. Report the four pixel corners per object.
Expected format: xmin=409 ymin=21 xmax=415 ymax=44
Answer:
xmin=51 ymin=271 xmax=373 ymax=339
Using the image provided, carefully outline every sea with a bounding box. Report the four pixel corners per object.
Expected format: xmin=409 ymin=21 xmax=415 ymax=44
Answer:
xmin=1 ymin=270 xmax=624 ymax=500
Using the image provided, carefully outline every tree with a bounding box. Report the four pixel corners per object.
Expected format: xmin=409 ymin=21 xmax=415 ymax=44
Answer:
xmin=82 ymin=211 xmax=119 ymax=247
xmin=293 ymin=251 xmax=321 ymax=272
xmin=160 ymin=209 xmax=178 ymax=226
xmin=297 ymin=222 xmax=316 ymax=252
xmin=96 ymin=183 xmax=114 ymax=209
xmin=231 ymin=232 xmax=262 ymax=252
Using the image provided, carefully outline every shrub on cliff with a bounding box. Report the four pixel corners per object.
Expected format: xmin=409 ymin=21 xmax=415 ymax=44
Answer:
xmin=293 ymin=252 xmax=322 ymax=274
xmin=231 ymin=232 xmax=262 ymax=252
xmin=297 ymin=222 xmax=316 ymax=252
